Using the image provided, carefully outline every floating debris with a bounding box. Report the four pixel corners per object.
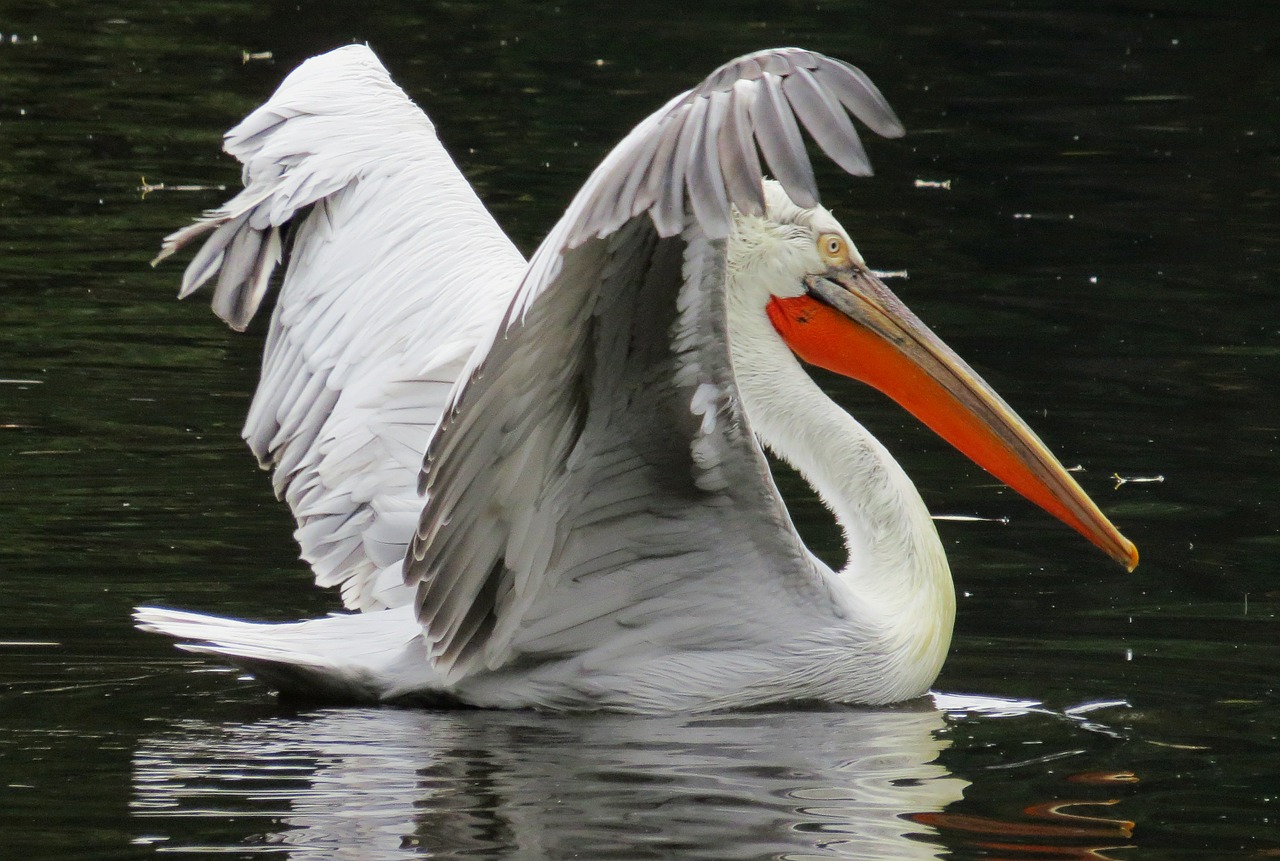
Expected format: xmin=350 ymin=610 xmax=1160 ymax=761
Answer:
xmin=871 ymin=269 xmax=909 ymax=280
xmin=242 ymin=50 xmax=274 ymax=64
xmin=1112 ymin=473 xmax=1165 ymax=489
xmin=1066 ymin=464 xmax=1086 ymax=472
xmin=1064 ymin=699 xmax=1130 ymax=716
xmin=932 ymin=514 xmax=1011 ymax=525
xmin=0 ymin=378 xmax=42 ymax=385
xmin=1145 ymin=739 xmax=1210 ymax=751
xmin=1014 ymin=212 xmax=1077 ymax=221
xmin=139 ymin=176 xmax=227 ymax=198
xmin=1066 ymin=770 xmax=1140 ymax=785
xmin=913 ymin=178 xmax=952 ymax=190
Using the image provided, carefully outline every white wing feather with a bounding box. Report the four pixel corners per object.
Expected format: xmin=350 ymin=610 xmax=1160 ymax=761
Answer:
xmin=410 ymin=48 xmax=904 ymax=683
xmin=157 ymin=45 xmax=526 ymax=611
xmin=157 ymin=45 xmax=904 ymax=695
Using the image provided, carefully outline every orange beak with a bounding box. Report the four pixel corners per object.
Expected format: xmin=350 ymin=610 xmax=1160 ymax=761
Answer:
xmin=767 ymin=267 xmax=1138 ymax=571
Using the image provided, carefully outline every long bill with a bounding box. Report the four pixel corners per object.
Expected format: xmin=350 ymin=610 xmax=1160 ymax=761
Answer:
xmin=766 ymin=266 xmax=1138 ymax=571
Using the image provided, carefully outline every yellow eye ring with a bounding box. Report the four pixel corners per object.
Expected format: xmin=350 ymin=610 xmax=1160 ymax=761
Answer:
xmin=819 ymin=233 xmax=846 ymax=261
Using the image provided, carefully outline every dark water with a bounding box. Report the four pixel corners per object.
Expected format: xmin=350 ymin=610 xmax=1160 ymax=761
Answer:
xmin=2 ymin=1 xmax=1277 ymax=858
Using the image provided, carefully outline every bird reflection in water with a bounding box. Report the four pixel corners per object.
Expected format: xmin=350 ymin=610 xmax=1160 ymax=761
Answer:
xmin=131 ymin=696 xmax=1140 ymax=859
xmin=132 ymin=704 xmax=965 ymax=859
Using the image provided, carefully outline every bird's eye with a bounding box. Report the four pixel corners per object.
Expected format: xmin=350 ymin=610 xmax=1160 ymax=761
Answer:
xmin=819 ymin=234 xmax=846 ymax=261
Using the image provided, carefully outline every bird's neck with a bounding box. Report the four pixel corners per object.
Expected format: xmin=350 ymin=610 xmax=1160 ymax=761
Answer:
xmin=726 ymin=290 xmax=955 ymax=690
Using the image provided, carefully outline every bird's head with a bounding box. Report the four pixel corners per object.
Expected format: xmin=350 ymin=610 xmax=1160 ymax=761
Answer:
xmin=727 ymin=181 xmax=1138 ymax=571
xmin=726 ymin=181 xmax=862 ymax=298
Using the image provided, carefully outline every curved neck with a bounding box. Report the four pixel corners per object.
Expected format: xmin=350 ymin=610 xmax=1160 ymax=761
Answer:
xmin=726 ymin=284 xmax=955 ymax=690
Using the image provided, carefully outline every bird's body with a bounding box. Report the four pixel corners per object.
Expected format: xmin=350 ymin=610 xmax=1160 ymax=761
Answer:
xmin=137 ymin=45 xmax=1135 ymax=712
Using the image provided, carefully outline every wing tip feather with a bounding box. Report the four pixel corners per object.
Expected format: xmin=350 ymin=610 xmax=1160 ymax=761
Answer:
xmin=565 ymin=46 xmax=903 ymax=246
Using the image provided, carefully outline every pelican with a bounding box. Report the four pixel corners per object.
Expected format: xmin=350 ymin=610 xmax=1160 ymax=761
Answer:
xmin=136 ymin=45 xmax=1137 ymax=712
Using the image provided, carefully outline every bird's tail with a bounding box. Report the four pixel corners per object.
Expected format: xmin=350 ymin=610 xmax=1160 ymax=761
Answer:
xmin=135 ymin=605 xmax=451 ymax=704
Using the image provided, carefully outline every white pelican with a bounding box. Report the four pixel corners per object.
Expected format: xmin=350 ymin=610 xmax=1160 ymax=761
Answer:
xmin=136 ymin=45 xmax=1137 ymax=712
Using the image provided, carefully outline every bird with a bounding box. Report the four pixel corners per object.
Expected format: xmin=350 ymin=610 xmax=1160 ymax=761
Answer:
xmin=136 ymin=44 xmax=1138 ymax=713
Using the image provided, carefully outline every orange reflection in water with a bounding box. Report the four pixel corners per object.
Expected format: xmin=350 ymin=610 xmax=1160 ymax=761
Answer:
xmin=911 ymin=771 xmax=1138 ymax=860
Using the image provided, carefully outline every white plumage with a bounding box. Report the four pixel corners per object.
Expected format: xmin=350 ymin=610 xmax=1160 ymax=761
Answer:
xmin=153 ymin=46 xmax=527 ymax=612
xmin=138 ymin=44 xmax=1134 ymax=712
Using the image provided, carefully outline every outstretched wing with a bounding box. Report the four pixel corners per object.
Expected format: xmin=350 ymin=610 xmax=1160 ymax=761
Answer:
xmin=408 ymin=48 xmax=905 ymax=684
xmin=158 ymin=45 xmax=527 ymax=611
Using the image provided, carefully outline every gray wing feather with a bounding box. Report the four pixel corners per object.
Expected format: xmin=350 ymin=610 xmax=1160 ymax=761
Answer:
xmin=408 ymin=48 xmax=903 ymax=682
xmin=687 ymin=90 xmax=733 ymax=240
xmin=810 ymin=59 xmax=906 ymax=139
xmin=562 ymin=46 xmax=902 ymax=248
xmin=157 ymin=45 xmax=526 ymax=612
xmin=782 ymin=67 xmax=871 ymax=177
xmin=752 ymin=72 xmax=819 ymax=208
xmin=640 ymin=113 xmax=690 ymax=237
xmin=718 ymin=82 xmax=766 ymax=216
